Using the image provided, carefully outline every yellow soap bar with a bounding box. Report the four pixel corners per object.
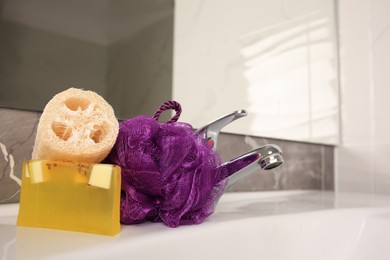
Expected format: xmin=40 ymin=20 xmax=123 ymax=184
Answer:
xmin=17 ymin=160 xmax=121 ymax=236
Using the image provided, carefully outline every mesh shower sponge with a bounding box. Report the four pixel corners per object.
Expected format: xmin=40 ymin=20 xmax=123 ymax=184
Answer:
xmin=105 ymin=101 xmax=228 ymax=227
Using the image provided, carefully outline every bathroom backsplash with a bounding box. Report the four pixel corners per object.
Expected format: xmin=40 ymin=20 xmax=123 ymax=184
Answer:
xmin=0 ymin=107 xmax=334 ymax=204
xmin=220 ymin=133 xmax=334 ymax=192
xmin=0 ymin=108 xmax=40 ymax=204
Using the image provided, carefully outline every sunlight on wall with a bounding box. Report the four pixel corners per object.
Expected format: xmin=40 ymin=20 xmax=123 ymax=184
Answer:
xmin=240 ymin=12 xmax=338 ymax=143
xmin=174 ymin=0 xmax=339 ymax=145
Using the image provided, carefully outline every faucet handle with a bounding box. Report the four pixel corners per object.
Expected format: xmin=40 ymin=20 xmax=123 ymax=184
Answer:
xmin=195 ymin=109 xmax=247 ymax=150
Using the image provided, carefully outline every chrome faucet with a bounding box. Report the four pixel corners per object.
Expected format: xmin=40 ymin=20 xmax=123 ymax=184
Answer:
xmin=220 ymin=144 xmax=283 ymax=188
xmin=195 ymin=109 xmax=247 ymax=150
xmin=195 ymin=110 xmax=283 ymax=187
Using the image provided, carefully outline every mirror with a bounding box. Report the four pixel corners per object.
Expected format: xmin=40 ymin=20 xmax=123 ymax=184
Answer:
xmin=0 ymin=0 xmax=174 ymax=119
xmin=0 ymin=0 xmax=339 ymax=145
xmin=173 ymin=0 xmax=339 ymax=145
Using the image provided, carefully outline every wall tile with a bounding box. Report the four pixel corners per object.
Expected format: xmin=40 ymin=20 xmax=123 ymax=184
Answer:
xmin=336 ymin=0 xmax=390 ymax=195
xmin=173 ymin=0 xmax=339 ymax=145
xmin=0 ymin=108 xmax=39 ymax=203
xmin=218 ymin=133 xmax=334 ymax=192
xmin=323 ymin=145 xmax=334 ymax=190
xmin=335 ymin=145 xmax=374 ymax=193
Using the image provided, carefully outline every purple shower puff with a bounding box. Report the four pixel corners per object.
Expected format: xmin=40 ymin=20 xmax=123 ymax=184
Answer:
xmin=105 ymin=114 xmax=227 ymax=228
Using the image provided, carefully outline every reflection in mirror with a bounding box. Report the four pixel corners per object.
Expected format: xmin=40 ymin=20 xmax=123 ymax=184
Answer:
xmin=173 ymin=0 xmax=339 ymax=145
xmin=0 ymin=0 xmax=174 ymax=120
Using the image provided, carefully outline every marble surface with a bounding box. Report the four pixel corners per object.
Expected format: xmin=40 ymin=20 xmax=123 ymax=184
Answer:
xmin=0 ymin=109 xmax=39 ymax=204
xmin=173 ymin=0 xmax=339 ymax=145
xmin=0 ymin=107 xmax=334 ymax=204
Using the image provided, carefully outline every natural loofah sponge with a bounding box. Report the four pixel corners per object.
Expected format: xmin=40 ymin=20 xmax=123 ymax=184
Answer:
xmin=32 ymin=88 xmax=119 ymax=163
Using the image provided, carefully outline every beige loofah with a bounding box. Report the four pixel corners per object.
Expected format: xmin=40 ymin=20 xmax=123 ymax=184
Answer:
xmin=32 ymin=88 xmax=119 ymax=163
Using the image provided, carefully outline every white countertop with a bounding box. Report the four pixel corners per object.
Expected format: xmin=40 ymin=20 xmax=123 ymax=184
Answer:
xmin=2 ymin=190 xmax=390 ymax=260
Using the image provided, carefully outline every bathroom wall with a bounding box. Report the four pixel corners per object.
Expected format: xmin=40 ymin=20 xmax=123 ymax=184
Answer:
xmin=0 ymin=19 xmax=107 ymax=111
xmin=0 ymin=0 xmax=173 ymax=120
xmin=0 ymin=0 xmax=175 ymax=202
xmin=0 ymin=0 xmax=335 ymax=204
xmin=336 ymin=0 xmax=390 ymax=195
xmin=173 ymin=0 xmax=340 ymax=145
xmin=106 ymin=14 xmax=173 ymax=119
xmin=0 ymin=107 xmax=334 ymax=204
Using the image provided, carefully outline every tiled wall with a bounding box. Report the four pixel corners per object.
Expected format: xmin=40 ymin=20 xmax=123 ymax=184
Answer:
xmin=173 ymin=0 xmax=339 ymax=145
xmin=336 ymin=0 xmax=390 ymax=195
xmin=0 ymin=107 xmax=334 ymax=204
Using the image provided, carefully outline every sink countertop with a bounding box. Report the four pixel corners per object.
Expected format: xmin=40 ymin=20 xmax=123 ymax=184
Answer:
xmin=2 ymin=190 xmax=390 ymax=260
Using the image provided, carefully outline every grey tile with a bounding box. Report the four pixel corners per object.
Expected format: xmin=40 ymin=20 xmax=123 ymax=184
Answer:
xmin=217 ymin=133 xmax=335 ymax=192
xmin=0 ymin=108 xmax=39 ymax=203
xmin=323 ymin=145 xmax=335 ymax=190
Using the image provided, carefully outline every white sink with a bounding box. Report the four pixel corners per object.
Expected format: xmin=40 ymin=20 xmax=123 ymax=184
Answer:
xmin=2 ymin=190 xmax=390 ymax=260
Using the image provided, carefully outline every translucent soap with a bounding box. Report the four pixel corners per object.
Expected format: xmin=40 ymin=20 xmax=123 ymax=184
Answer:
xmin=17 ymin=160 xmax=121 ymax=236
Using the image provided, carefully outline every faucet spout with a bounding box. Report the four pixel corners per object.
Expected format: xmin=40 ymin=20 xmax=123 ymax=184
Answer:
xmin=217 ymin=144 xmax=283 ymax=188
xmin=194 ymin=110 xmax=283 ymax=189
